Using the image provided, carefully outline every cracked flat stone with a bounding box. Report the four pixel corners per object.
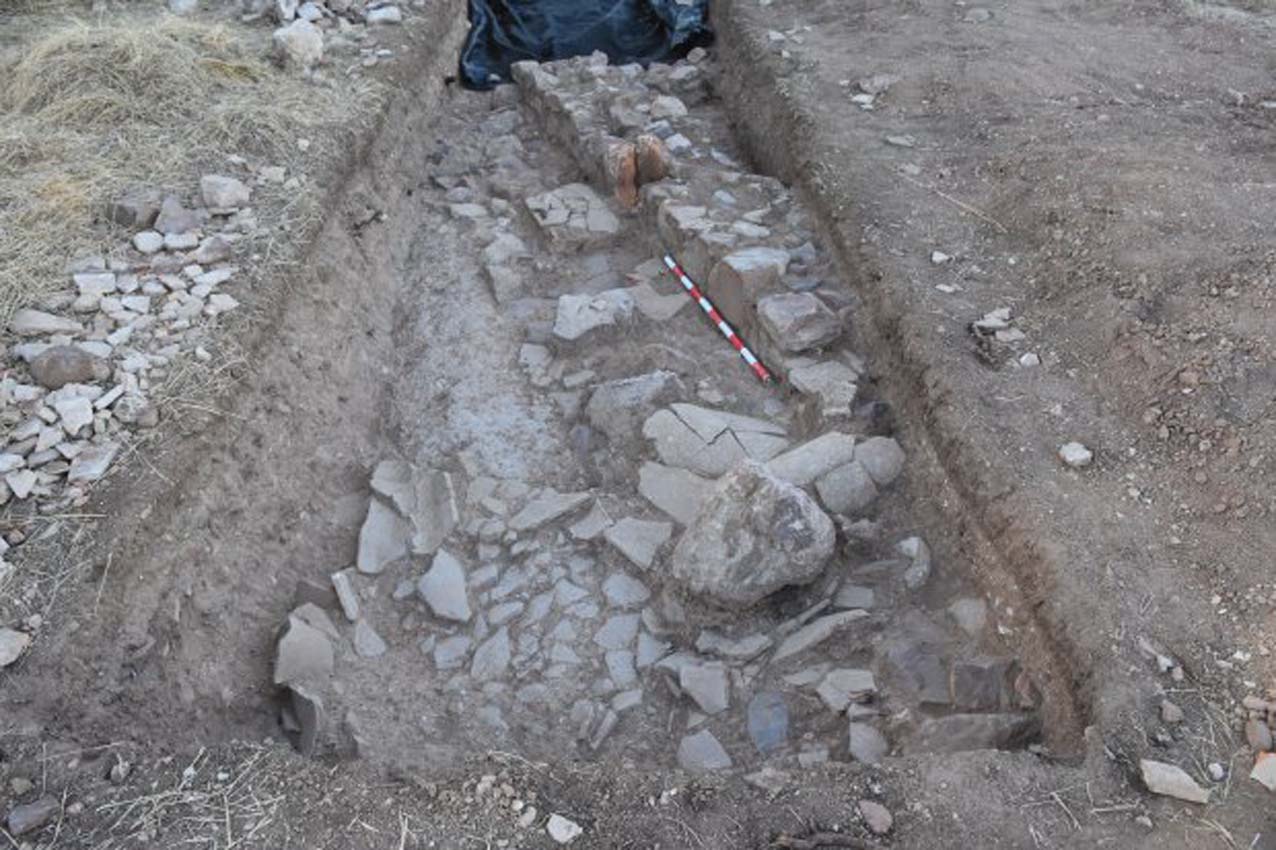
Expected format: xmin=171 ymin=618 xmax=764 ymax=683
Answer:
xmin=586 ymin=370 xmax=684 ymax=442
xmin=604 ymin=517 xmax=672 ymax=569
xmin=356 ymin=497 xmax=412 ymax=575
xmin=417 ymin=549 xmax=472 ymax=622
xmin=569 ymin=501 xmax=613 ymax=540
xmin=642 ymin=405 xmax=789 ymax=477
xmin=508 ymin=490 xmax=591 ymax=532
xmin=370 ymin=460 xmax=461 ymax=556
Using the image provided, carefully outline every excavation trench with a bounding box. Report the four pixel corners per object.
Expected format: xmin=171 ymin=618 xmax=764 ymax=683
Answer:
xmin=11 ymin=31 xmax=1084 ymax=777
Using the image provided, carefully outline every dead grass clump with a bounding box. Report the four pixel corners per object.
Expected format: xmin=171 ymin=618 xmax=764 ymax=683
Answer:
xmin=0 ymin=14 xmax=384 ymax=325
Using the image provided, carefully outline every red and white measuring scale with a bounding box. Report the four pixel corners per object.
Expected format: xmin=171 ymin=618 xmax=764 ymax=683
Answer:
xmin=662 ymin=254 xmax=774 ymax=384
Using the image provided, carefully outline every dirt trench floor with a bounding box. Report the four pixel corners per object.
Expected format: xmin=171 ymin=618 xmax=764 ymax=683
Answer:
xmin=2 ymin=1 xmax=1276 ymax=849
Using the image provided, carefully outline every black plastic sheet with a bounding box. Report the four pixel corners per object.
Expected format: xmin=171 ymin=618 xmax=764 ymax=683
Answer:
xmin=459 ymin=0 xmax=712 ymax=89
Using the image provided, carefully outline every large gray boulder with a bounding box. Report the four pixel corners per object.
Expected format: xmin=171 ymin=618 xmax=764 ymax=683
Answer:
xmin=669 ymin=460 xmax=835 ymax=608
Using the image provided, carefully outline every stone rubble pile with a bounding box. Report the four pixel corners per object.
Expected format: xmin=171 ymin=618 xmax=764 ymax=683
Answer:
xmin=0 ymin=174 xmax=266 ymax=619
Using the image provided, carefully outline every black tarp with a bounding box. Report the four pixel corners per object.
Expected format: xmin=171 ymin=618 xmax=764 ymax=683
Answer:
xmin=459 ymin=0 xmax=712 ymax=89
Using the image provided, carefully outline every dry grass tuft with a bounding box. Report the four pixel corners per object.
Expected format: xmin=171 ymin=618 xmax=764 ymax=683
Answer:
xmin=0 ymin=12 xmax=384 ymax=325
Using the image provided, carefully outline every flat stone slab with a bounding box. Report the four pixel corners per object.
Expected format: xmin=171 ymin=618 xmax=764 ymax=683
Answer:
xmin=789 ymin=360 xmax=859 ymax=418
xmin=66 ymin=442 xmax=119 ymax=483
xmin=604 ymin=517 xmax=672 ymax=569
xmin=418 ymin=549 xmax=472 ymax=622
xmin=586 ymin=370 xmax=684 ymax=442
xmin=766 ymin=432 xmax=857 ymax=486
xmin=773 ymin=610 xmax=869 ymax=663
xmin=695 ymin=630 xmax=772 ymax=661
xmin=471 ymin=627 xmax=512 ymax=680
xmin=353 ymin=620 xmax=387 ymax=658
xmin=274 ymin=615 xmax=334 ymax=686
xmin=553 ymin=289 xmax=635 ymax=341
xmin=747 ymin=691 xmax=788 ymax=753
xmin=848 ymin=722 xmax=889 ymax=764
xmin=816 ymin=668 xmax=877 ymax=713
xmin=593 ymin=613 xmax=640 ymax=650
xmin=680 ymin=661 xmax=730 ymax=714
xmin=637 ymin=462 xmax=713 ymax=525
xmin=356 ymin=497 xmax=412 ymax=575
xmin=642 ymin=403 xmax=789 ymax=477
xmin=678 ymin=729 xmax=732 ymax=772
xmin=602 ymin=572 xmax=651 ymax=607
xmin=508 ymin=490 xmax=591 ymax=532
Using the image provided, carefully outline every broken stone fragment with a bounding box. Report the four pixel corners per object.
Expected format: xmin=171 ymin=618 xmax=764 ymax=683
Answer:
xmin=848 ymin=722 xmax=889 ymax=764
xmin=272 ymin=19 xmax=324 ymax=70
xmin=10 ymin=309 xmax=81 ymax=337
xmin=1141 ymin=758 xmax=1211 ymax=804
xmin=637 ymin=461 xmax=712 ymax=525
xmin=911 ymin=713 xmax=1042 ymax=754
xmin=66 ymin=442 xmax=119 ymax=483
xmin=855 ymin=436 xmax=905 ymax=486
xmin=757 ymin=292 xmax=842 ymax=352
xmin=788 ymin=360 xmax=858 ymax=419
xmin=677 ymin=729 xmax=732 ymax=772
xmin=816 ymin=668 xmax=877 ymax=713
xmin=417 ymin=548 xmax=472 ymax=622
xmin=642 ymin=403 xmax=788 ymax=477
xmin=273 ymin=614 xmax=334 ymax=686
xmin=679 ymin=661 xmax=730 ymax=714
xmin=773 ymin=610 xmax=868 ymax=663
xmin=0 ymin=628 xmax=32 ymax=667
xmin=288 ymin=684 xmax=324 ymax=756
xmin=765 ymin=432 xmax=856 ymax=486
xmin=353 ymin=619 xmax=387 ymax=658
xmin=604 ymin=517 xmax=673 ymax=569
xmin=200 ymin=174 xmax=252 ymax=210
xmin=108 ymin=187 xmax=162 ymax=228
xmin=507 ymin=489 xmax=591 ymax=532
xmin=6 ymin=796 xmax=59 ymax=837
xmin=671 ymin=460 xmax=834 ymax=608
xmin=355 ymin=496 xmax=411 ymax=574
xmin=553 ymin=289 xmax=635 ymax=342
xmin=586 ymin=370 xmax=684 ymax=442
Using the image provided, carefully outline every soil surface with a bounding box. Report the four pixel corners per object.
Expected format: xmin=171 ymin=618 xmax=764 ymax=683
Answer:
xmin=2 ymin=0 xmax=1276 ymax=848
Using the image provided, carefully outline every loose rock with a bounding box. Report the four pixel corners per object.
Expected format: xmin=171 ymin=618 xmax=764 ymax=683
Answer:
xmin=200 ymin=175 xmax=251 ymax=209
xmin=756 ymin=292 xmax=841 ymax=352
xmin=546 ymin=814 xmax=583 ymax=844
xmin=677 ymin=729 xmax=732 ymax=771
xmin=671 ymin=461 xmax=835 ymax=608
xmin=857 ymin=800 xmax=893 ymax=835
xmin=6 ymin=797 xmax=59 ymax=837
xmin=356 ymin=497 xmax=412 ymax=574
xmin=274 ymin=615 xmax=334 ymax=686
xmin=603 ymin=517 xmax=672 ymax=569
xmin=679 ymin=661 xmax=730 ymax=714
xmin=1058 ymin=441 xmax=1093 ymax=468
xmin=1140 ymin=759 xmax=1210 ymax=804
xmin=0 ymin=628 xmax=31 ymax=667
xmin=418 ymin=549 xmax=472 ymax=622
xmin=353 ymin=620 xmax=387 ymax=658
